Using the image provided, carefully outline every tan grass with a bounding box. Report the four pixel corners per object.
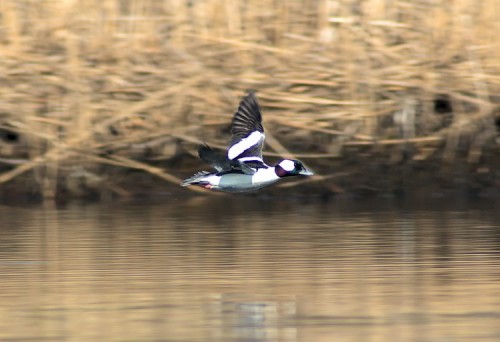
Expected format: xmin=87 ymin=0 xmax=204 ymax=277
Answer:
xmin=0 ymin=0 xmax=499 ymax=197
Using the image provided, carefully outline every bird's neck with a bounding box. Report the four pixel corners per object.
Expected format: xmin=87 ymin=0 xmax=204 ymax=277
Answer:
xmin=274 ymin=165 xmax=288 ymax=178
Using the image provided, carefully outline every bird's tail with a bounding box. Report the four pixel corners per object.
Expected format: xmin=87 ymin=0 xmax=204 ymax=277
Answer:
xmin=180 ymin=171 xmax=211 ymax=186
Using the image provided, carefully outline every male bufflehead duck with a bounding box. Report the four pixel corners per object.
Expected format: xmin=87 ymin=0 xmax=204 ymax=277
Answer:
xmin=181 ymin=91 xmax=313 ymax=192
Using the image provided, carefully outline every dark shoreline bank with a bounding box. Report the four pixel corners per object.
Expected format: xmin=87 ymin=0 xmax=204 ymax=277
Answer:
xmin=2 ymin=142 xmax=500 ymax=203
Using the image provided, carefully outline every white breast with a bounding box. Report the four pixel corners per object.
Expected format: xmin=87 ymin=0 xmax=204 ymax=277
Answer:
xmin=251 ymin=167 xmax=279 ymax=186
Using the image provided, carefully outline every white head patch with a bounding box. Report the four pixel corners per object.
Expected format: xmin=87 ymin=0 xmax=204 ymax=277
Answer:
xmin=279 ymin=159 xmax=295 ymax=172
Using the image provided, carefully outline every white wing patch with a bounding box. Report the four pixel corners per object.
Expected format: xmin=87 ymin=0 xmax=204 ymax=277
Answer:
xmin=237 ymin=157 xmax=264 ymax=163
xmin=227 ymin=131 xmax=264 ymax=160
xmin=279 ymin=159 xmax=295 ymax=171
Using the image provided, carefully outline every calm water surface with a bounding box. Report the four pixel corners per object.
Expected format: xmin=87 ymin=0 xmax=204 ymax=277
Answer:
xmin=0 ymin=197 xmax=499 ymax=341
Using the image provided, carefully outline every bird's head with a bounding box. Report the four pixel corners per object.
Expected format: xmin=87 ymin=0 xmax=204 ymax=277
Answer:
xmin=275 ymin=159 xmax=314 ymax=177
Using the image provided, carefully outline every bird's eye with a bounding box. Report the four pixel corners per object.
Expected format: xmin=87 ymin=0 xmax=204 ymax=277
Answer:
xmin=294 ymin=161 xmax=302 ymax=170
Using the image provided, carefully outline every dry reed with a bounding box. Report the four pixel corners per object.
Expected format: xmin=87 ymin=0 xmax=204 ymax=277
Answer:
xmin=0 ymin=0 xmax=499 ymax=198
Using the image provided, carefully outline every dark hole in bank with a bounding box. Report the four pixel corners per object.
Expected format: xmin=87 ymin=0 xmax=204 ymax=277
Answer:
xmin=434 ymin=95 xmax=453 ymax=114
xmin=495 ymin=117 xmax=500 ymax=133
xmin=109 ymin=125 xmax=119 ymax=136
xmin=0 ymin=128 xmax=19 ymax=143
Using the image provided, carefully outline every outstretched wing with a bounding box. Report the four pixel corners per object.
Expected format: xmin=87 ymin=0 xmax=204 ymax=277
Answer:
xmin=227 ymin=91 xmax=265 ymax=163
xmin=199 ymin=144 xmax=257 ymax=175
xmin=199 ymin=144 xmax=230 ymax=172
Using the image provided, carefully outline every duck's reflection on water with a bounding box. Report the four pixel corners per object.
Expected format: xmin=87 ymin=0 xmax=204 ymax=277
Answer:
xmin=0 ymin=197 xmax=499 ymax=341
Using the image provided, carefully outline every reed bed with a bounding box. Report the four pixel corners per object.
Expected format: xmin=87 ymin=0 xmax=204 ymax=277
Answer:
xmin=0 ymin=0 xmax=499 ymax=198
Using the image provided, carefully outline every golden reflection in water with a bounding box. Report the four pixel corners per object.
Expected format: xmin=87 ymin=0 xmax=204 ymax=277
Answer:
xmin=0 ymin=198 xmax=499 ymax=341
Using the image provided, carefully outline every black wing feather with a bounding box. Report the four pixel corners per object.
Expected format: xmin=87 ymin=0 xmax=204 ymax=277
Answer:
xmin=199 ymin=144 xmax=231 ymax=172
xmin=199 ymin=144 xmax=257 ymax=175
xmin=227 ymin=91 xmax=265 ymax=160
xmin=230 ymin=91 xmax=264 ymax=142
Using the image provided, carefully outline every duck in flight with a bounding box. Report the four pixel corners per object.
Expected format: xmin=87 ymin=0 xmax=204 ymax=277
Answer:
xmin=181 ymin=91 xmax=313 ymax=192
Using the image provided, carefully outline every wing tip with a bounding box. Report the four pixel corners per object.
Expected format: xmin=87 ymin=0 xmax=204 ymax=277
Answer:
xmin=231 ymin=90 xmax=263 ymax=134
xmin=198 ymin=143 xmax=211 ymax=158
xmin=242 ymin=89 xmax=258 ymax=105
